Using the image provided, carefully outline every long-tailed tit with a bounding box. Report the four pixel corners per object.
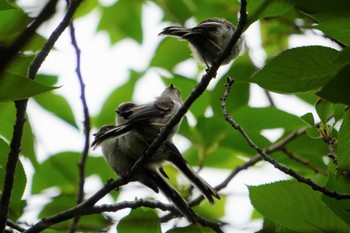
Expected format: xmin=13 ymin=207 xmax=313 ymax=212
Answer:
xmin=159 ymin=18 xmax=243 ymax=68
xmin=92 ymin=84 xmax=219 ymax=222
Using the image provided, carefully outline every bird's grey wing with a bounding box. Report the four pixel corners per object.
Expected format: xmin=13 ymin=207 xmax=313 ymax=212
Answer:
xmin=91 ymin=124 xmax=135 ymax=148
xmin=126 ymin=99 xmax=173 ymax=123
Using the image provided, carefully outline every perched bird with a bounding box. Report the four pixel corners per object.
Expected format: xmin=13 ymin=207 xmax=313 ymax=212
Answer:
xmin=159 ymin=18 xmax=243 ymax=68
xmin=92 ymin=84 xmax=219 ymax=222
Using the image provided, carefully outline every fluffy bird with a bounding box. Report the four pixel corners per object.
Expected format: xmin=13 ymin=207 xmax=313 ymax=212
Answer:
xmin=159 ymin=18 xmax=243 ymax=67
xmin=92 ymin=84 xmax=219 ymax=222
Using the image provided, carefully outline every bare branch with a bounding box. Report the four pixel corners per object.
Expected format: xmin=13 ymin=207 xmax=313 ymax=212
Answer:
xmin=0 ymin=100 xmax=28 ymax=232
xmin=6 ymin=220 xmax=26 ymax=232
xmin=161 ymin=126 xmax=307 ymax=222
xmin=221 ymin=77 xmax=350 ymax=199
xmin=0 ymin=1 xmax=61 ymax=230
xmin=280 ymin=148 xmax=328 ymax=175
xmin=68 ymin=20 xmax=91 ymax=233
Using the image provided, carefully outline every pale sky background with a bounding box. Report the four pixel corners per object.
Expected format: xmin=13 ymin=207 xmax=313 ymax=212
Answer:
xmin=15 ymin=0 xmax=341 ymax=232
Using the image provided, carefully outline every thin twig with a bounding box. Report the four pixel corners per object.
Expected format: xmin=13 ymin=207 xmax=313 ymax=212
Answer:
xmin=280 ymin=148 xmax=327 ymax=175
xmin=6 ymin=220 xmax=26 ymax=232
xmin=161 ymin=127 xmax=306 ymax=222
xmin=221 ymin=77 xmax=350 ymax=199
xmin=68 ymin=20 xmax=91 ymax=233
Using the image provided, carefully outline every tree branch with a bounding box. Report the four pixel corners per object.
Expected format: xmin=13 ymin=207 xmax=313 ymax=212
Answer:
xmin=161 ymin=125 xmax=307 ymax=222
xmin=0 ymin=1 xmax=61 ymax=231
xmin=280 ymin=148 xmax=327 ymax=175
xmin=221 ymin=77 xmax=350 ymax=199
xmin=68 ymin=19 xmax=91 ymax=233
xmin=2 ymin=0 xmax=84 ymax=231
xmin=0 ymin=100 xmax=28 ymax=232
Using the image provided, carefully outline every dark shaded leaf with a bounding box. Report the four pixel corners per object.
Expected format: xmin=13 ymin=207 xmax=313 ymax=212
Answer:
xmin=232 ymin=106 xmax=305 ymax=132
xmin=117 ymin=208 xmax=161 ymax=233
xmin=247 ymin=0 xmax=295 ymax=25
xmin=0 ymin=138 xmax=27 ymax=219
xmin=250 ymin=46 xmax=342 ymax=94
xmin=322 ymin=174 xmax=350 ymax=225
xmin=317 ymin=65 xmax=350 ymax=105
xmin=249 ymin=180 xmax=350 ymax=232
xmin=337 ymin=110 xmax=350 ymax=172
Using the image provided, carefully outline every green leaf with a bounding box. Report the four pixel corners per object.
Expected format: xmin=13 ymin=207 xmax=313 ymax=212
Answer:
xmin=191 ymin=0 xmax=240 ymax=24
xmin=315 ymin=16 xmax=350 ymax=46
xmin=249 ymin=46 xmax=342 ymax=94
xmin=98 ymin=0 xmax=143 ymax=44
xmin=34 ymin=92 xmax=78 ymax=129
xmin=0 ymin=102 xmax=16 ymax=140
xmin=0 ymin=138 xmax=27 ymax=219
xmin=86 ymin=156 xmax=117 ymax=187
xmin=22 ymin=115 xmax=38 ymax=166
xmin=40 ymin=194 xmax=113 ymax=230
xmin=300 ymin=112 xmax=315 ymax=126
xmin=321 ymin=174 xmax=350 ymax=225
xmin=151 ymin=38 xmax=190 ymax=71
xmin=39 ymin=193 xmax=76 ymax=218
xmin=247 ymin=0 xmax=295 ymax=25
xmin=315 ymin=99 xmax=334 ymax=124
xmin=204 ymin=147 xmax=245 ymax=169
xmin=334 ymin=104 xmax=346 ymax=123
xmin=0 ymin=102 xmax=37 ymax=166
xmin=0 ymin=8 xmax=30 ymax=45
xmin=154 ymin=0 xmax=193 ymax=24
xmin=22 ymin=33 xmax=47 ymax=52
xmin=166 ymin=225 xmax=202 ymax=233
xmin=6 ymin=54 xmax=34 ymax=77
xmin=333 ymin=47 xmax=350 ymax=65
xmin=286 ymin=133 xmax=328 ymax=171
xmin=32 ymin=152 xmax=79 ymax=194
xmin=73 ymin=0 xmax=98 ymax=18
xmin=94 ymin=71 xmax=139 ymax=128
xmin=232 ymin=106 xmax=305 ymax=132
xmin=0 ymin=73 xmax=58 ymax=101
xmin=117 ymin=208 xmax=161 ymax=233
xmin=317 ymin=65 xmax=350 ymax=105
xmin=249 ymin=180 xmax=350 ymax=232
xmin=226 ymin=53 xmax=256 ymax=81
xmin=337 ymin=110 xmax=350 ymax=172
xmin=193 ymin=195 xmax=226 ymax=220
xmin=0 ymin=1 xmax=16 ymax=10
xmin=305 ymin=126 xmax=321 ymax=139
xmin=293 ymin=0 xmax=350 ymax=46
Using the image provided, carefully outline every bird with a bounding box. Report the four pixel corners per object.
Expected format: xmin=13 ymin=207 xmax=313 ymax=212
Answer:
xmin=92 ymin=84 xmax=219 ymax=222
xmin=158 ymin=18 xmax=243 ymax=68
